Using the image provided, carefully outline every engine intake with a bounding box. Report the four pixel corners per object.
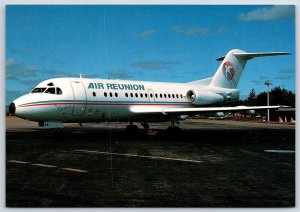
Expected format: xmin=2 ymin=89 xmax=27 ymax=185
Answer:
xmin=186 ymin=89 xmax=224 ymax=106
xmin=186 ymin=90 xmax=196 ymax=102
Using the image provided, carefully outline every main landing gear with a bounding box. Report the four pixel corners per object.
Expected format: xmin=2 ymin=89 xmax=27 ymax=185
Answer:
xmin=125 ymin=121 xmax=140 ymax=134
xmin=167 ymin=120 xmax=181 ymax=135
xmin=125 ymin=120 xmax=181 ymax=135
xmin=141 ymin=122 xmax=149 ymax=131
xmin=125 ymin=121 xmax=150 ymax=134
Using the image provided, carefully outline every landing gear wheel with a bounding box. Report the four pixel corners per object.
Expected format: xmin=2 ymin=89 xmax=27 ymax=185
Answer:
xmin=166 ymin=126 xmax=181 ymax=135
xmin=141 ymin=122 xmax=150 ymax=131
xmin=125 ymin=124 xmax=139 ymax=135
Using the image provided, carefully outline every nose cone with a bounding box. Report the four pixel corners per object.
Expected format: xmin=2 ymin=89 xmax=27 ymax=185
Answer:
xmin=9 ymin=102 xmax=16 ymax=115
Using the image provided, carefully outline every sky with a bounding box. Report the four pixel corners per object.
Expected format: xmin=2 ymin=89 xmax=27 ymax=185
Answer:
xmin=6 ymin=5 xmax=295 ymax=104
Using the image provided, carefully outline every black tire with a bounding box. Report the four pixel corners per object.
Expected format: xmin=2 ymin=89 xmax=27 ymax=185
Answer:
xmin=166 ymin=126 xmax=181 ymax=136
xmin=125 ymin=125 xmax=140 ymax=135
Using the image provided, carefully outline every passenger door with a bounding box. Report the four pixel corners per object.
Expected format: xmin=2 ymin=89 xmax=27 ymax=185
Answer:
xmin=70 ymin=81 xmax=87 ymax=115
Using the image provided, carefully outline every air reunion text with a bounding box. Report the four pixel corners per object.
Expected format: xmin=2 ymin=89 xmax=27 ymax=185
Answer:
xmin=88 ymin=82 xmax=145 ymax=91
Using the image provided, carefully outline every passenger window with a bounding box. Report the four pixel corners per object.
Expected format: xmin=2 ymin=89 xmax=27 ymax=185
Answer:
xmin=130 ymin=93 xmax=133 ymax=97
xmin=109 ymin=92 xmax=112 ymax=97
xmin=45 ymin=87 xmax=56 ymax=94
xmin=115 ymin=93 xmax=118 ymax=97
xmin=140 ymin=93 xmax=143 ymax=98
xmin=92 ymin=92 xmax=96 ymax=97
xmin=155 ymin=94 xmax=158 ymax=98
xmin=145 ymin=93 xmax=148 ymax=98
xmin=180 ymin=94 xmax=183 ymax=98
xmin=57 ymin=88 xmax=63 ymax=95
xmin=104 ymin=92 xmax=107 ymax=97
xmin=150 ymin=94 xmax=153 ymax=98
xmin=176 ymin=94 xmax=179 ymax=98
xmin=135 ymin=93 xmax=138 ymax=97
xmin=168 ymin=94 xmax=171 ymax=98
xmin=125 ymin=93 xmax=128 ymax=97
xmin=172 ymin=94 xmax=175 ymax=98
xmin=160 ymin=94 xmax=162 ymax=98
xmin=164 ymin=94 xmax=166 ymax=98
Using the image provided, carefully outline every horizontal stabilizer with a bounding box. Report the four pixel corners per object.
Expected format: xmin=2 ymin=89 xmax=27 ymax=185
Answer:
xmin=233 ymin=52 xmax=290 ymax=60
xmin=216 ymin=52 xmax=290 ymax=61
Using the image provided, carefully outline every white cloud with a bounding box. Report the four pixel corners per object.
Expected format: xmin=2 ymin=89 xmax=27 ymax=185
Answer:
xmin=6 ymin=58 xmax=71 ymax=84
xmin=274 ymin=69 xmax=295 ymax=81
xmin=46 ymin=69 xmax=71 ymax=77
xmin=216 ymin=26 xmax=230 ymax=33
xmin=132 ymin=61 xmax=181 ymax=70
xmin=133 ymin=29 xmax=155 ymax=38
xmin=6 ymin=58 xmax=38 ymax=80
xmin=108 ymin=70 xmax=131 ymax=79
xmin=238 ymin=5 xmax=294 ymax=22
xmin=172 ymin=25 xmax=208 ymax=36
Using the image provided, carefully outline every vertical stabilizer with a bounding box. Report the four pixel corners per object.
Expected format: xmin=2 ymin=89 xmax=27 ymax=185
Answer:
xmin=209 ymin=49 xmax=289 ymax=89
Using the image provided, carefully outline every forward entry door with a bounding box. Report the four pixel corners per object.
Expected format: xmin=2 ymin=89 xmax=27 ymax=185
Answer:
xmin=70 ymin=81 xmax=87 ymax=115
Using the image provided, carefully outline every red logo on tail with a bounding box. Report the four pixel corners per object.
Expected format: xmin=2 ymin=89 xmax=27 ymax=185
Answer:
xmin=223 ymin=61 xmax=235 ymax=80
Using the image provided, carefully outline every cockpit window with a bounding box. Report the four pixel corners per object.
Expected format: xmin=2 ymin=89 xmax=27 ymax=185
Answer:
xmin=31 ymin=86 xmax=63 ymax=95
xmin=31 ymin=88 xmax=47 ymax=93
xmin=45 ymin=87 xmax=56 ymax=94
xmin=57 ymin=87 xmax=63 ymax=95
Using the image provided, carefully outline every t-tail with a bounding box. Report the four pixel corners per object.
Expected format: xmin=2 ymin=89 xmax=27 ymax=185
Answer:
xmin=209 ymin=49 xmax=289 ymax=89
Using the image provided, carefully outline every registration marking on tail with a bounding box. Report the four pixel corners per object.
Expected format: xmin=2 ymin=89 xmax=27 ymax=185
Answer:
xmin=74 ymin=149 xmax=202 ymax=164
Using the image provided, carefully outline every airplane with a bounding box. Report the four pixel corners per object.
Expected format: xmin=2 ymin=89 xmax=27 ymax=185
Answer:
xmin=8 ymin=49 xmax=289 ymax=133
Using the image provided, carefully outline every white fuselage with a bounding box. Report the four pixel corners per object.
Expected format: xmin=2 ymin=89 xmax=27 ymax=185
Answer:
xmin=11 ymin=77 xmax=238 ymax=123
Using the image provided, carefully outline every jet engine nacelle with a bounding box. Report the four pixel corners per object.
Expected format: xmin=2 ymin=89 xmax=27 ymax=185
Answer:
xmin=186 ymin=89 xmax=224 ymax=106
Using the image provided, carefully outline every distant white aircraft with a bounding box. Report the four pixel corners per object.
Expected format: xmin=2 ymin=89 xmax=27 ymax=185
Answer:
xmin=9 ymin=49 xmax=289 ymax=132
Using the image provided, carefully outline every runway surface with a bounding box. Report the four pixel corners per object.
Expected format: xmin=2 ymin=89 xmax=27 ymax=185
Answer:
xmin=6 ymin=117 xmax=295 ymax=207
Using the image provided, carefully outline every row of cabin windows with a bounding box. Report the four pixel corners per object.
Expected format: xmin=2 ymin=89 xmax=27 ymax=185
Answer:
xmin=92 ymin=91 xmax=184 ymax=99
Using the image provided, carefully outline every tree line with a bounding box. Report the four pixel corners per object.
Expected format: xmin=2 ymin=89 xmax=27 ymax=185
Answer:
xmin=232 ymin=86 xmax=295 ymax=108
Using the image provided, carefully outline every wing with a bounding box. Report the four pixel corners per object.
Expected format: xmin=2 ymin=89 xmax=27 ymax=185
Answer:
xmin=130 ymin=105 xmax=285 ymax=116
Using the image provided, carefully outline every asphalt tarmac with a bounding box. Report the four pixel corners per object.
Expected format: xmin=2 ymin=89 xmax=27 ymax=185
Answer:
xmin=6 ymin=117 xmax=295 ymax=207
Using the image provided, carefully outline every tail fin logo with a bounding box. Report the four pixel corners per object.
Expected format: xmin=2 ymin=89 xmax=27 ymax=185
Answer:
xmin=222 ymin=61 xmax=235 ymax=80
